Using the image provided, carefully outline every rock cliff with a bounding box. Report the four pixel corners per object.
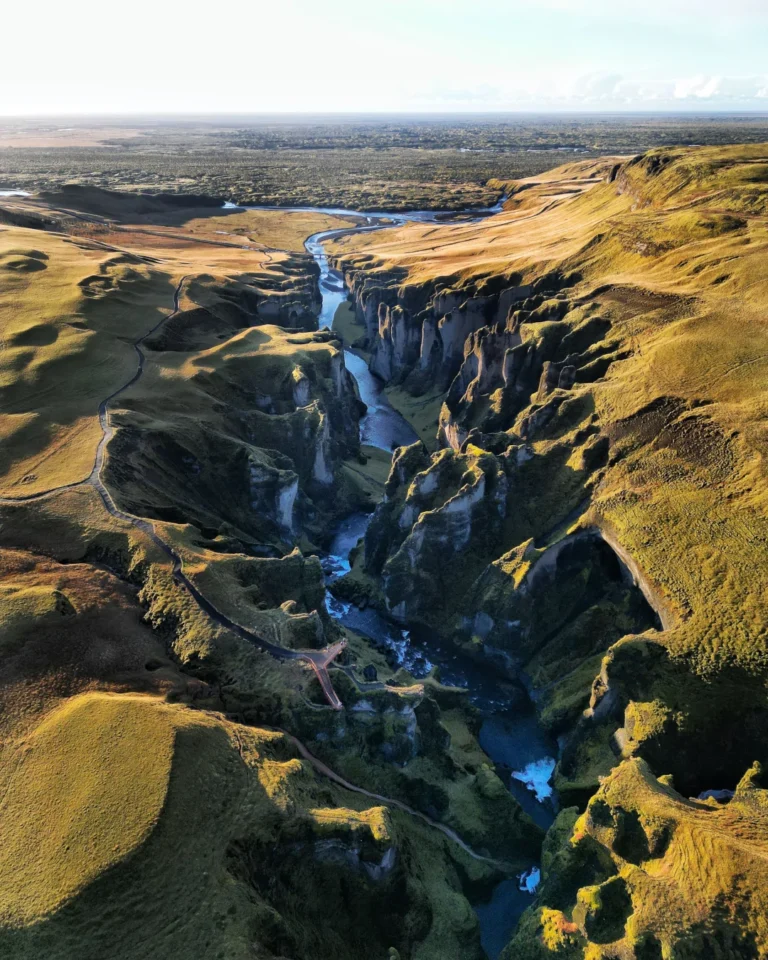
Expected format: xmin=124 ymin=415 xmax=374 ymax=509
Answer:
xmin=328 ymin=144 xmax=768 ymax=957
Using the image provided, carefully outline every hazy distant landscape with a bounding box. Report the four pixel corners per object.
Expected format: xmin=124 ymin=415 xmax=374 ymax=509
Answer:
xmin=3 ymin=113 xmax=768 ymax=209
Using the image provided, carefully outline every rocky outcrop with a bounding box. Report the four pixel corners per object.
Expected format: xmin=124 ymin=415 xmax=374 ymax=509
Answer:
xmin=439 ymin=298 xmax=618 ymax=451
xmin=313 ymin=838 xmax=397 ymax=881
xmin=349 ymin=293 xmax=656 ymax=810
xmin=197 ymin=254 xmax=322 ymax=330
xmin=107 ymin=280 xmax=365 ymax=548
xmin=506 ymin=758 xmax=768 ymax=960
xmin=248 ymin=460 xmax=299 ymax=535
xmin=364 ymin=443 xmax=509 ymax=624
xmin=245 ymin=254 xmax=322 ymax=328
xmin=335 ymin=257 xmax=540 ymax=394
xmin=335 ymin=240 xmax=619 ymax=462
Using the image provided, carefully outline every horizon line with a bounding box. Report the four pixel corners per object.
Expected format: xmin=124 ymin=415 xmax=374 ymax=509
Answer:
xmin=3 ymin=108 xmax=768 ymax=121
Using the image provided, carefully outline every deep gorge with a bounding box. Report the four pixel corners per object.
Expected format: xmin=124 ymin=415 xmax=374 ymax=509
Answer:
xmin=4 ymin=141 xmax=768 ymax=960
xmin=297 ymin=203 xmax=663 ymax=956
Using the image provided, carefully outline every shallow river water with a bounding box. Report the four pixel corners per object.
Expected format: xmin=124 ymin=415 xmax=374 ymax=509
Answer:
xmin=188 ymin=192 xmax=550 ymax=956
xmin=287 ymin=206 xmax=557 ymax=958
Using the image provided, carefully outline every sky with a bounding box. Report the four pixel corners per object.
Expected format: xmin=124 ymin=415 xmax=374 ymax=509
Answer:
xmin=2 ymin=0 xmax=767 ymax=115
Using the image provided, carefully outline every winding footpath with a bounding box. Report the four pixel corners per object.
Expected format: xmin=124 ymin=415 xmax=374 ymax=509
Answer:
xmin=0 ymin=273 xmax=347 ymax=709
xmin=275 ymin=727 xmax=514 ymax=872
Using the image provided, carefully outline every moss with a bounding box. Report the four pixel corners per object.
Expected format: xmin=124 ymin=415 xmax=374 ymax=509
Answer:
xmin=556 ymin=723 xmax=618 ymax=808
xmin=574 ymin=875 xmax=633 ymax=943
xmin=385 ymin=385 xmax=445 ymax=451
xmin=332 ymin=301 xmax=369 ymax=353
xmin=503 ymin=907 xmax=585 ymax=959
xmin=515 ymin=756 xmax=768 ymax=957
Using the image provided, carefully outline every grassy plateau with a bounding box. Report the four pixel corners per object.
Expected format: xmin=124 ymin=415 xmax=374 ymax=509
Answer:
xmin=328 ymin=141 xmax=768 ymax=957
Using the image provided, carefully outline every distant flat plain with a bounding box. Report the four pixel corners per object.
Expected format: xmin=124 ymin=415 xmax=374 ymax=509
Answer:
xmin=2 ymin=113 xmax=768 ymax=210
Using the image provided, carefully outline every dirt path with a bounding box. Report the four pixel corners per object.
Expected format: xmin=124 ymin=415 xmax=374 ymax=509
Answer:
xmin=0 ymin=273 xmax=347 ymax=708
xmin=275 ymin=728 xmax=514 ymax=871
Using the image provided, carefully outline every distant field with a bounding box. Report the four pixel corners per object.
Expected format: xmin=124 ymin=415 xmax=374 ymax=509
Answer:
xmin=153 ymin=207 xmax=360 ymax=252
xmin=2 ymin=114 xmax=768 ymax=210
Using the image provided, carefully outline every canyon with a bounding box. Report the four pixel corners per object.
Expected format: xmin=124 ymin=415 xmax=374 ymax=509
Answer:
xmin=1 ymin=140 xmax=768 ymax=960
xmin=325 ymin=145 xmax=768 ymax=957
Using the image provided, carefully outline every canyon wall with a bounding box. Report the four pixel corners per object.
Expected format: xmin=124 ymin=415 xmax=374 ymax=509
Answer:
xmin=329 ymin=146 xmax=768 ymax=958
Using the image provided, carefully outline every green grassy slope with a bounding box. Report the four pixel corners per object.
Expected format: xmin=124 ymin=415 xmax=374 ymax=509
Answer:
xmin=0 ymin=192 xmax=531 ymax=960
xmin=329 ymin=143 xmax=768 ymax=956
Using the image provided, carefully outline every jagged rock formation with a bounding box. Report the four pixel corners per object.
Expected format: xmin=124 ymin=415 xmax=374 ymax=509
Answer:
xmin=338 ymin=260 xmax=542 ymax=394
xmin=505 ymin=758 xmax=768 ymax=959
xmin=364 ymin=443 xmax=508 ymax=624
xmin=328 ymin=144 xmax=768 ymax=957
xmin=107 ymin=275 xmax=366 ymax=549
xmin=210 ymin=255 xmax=323 ymax=329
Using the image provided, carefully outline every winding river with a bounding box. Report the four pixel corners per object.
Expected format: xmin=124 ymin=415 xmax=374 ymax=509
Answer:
xmin=296 ymin=205 xmax=558 ymax=959
xmin=2 ymin=184 xmax=554 ymax=956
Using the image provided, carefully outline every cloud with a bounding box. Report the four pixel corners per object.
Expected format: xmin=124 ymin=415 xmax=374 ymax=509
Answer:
xmin=569 ymin=73 xmax=624 ymax=99
xmin=427 ymin=84 xmax=505 ymax=104
xmin=673 ymin=75 xmax=768 ymax=101
xmin=412 ymin=71 xmax=768 ymax=111
xmin=554 ymin=72 xmax=768 ymax=106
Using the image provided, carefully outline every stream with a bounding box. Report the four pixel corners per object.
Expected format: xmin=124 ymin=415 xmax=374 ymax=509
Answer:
xmin=2 ymin=184 xmax=553 ymax=956
xmin=297 ymin=206 xmax=558 ymax=959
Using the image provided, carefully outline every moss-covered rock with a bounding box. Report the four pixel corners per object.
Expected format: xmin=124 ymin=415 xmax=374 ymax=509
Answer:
xmin=512 ymin=757 xmax=768 ymax=958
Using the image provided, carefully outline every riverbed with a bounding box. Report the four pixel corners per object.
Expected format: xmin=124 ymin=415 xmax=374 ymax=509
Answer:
xmin=300 ymin=208 xmax=557 ymax=959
